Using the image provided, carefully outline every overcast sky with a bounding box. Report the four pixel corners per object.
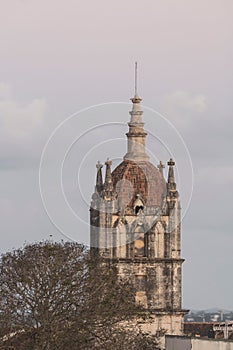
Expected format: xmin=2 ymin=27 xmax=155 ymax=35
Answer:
xmin=0 ymin=0 xmax=233 ymax=310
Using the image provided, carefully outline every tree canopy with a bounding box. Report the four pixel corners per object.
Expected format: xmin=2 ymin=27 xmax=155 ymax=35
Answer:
xmin=0 ymin=241 xmax=161 ymax=349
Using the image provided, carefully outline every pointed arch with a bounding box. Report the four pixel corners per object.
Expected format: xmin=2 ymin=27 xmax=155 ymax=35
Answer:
xmin=149 ymin=220 xmax=165 ymax=258
xmin=112 ymin=217 xmax=129 ymax=258
xmin=131 ymin=221 xmax=150 ymax=258
xmin=134 ymin=194 xmax=145 ymax=215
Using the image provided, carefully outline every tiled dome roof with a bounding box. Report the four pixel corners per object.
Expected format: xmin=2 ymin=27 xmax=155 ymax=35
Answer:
xmin=111 ymin=160 xmax=166 ymax=208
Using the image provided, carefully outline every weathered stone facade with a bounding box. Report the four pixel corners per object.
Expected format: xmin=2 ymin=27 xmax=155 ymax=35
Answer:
xmin=90 ymin=89 xmax=188 ymax=337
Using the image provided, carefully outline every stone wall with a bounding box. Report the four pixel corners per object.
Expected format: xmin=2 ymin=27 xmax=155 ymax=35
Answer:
xmin=166 ymin=335 xmax=233 ymax=350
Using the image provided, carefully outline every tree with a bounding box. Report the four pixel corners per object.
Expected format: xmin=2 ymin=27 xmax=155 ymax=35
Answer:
xmin=0 ymin=241 xmax=161 ymax=349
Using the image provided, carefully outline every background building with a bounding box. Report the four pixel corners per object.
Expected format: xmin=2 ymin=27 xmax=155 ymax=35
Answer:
xmin=166 ymin=335 xmax=233 ymax=350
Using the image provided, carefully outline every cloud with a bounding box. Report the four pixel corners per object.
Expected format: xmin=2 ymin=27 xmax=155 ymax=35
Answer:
xmin=0 ymin=82 xmax=11 ymax=99
xmin=0 ymin=82 xmax=48 ymax=168
xmin=165 ymin=90 xmax=207 ymax=113
xmin=197 ymin=165 xmax=233 ymax=187
xmin=161 ymin=90 xmax=208 ymax=130
xmin=0 ymin=84 xmax=47 ymax=139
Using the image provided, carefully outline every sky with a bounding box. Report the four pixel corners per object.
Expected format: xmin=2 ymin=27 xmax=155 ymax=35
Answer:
xmin=0 ymin=0 xmax=233 ymax=310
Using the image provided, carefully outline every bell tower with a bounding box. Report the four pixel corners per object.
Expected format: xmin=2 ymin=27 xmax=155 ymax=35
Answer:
xmin=90 ymin=65 xmax=188 ymax=336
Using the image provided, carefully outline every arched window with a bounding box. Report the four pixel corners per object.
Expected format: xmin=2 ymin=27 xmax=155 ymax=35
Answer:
xmin=134 ymin=225 xmax=145 ymax=257
xmin=134 ymin=195 xmax=145 ymax=215
xmin=135 ymin=205 xmax=144 ymax=215
xmin=113 ymin=218 xmax=128 ymax=258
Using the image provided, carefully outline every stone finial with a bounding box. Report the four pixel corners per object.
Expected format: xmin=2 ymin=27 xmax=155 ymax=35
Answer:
xmin=157 ymin=161 xmax=165 ymax=175
xmin=96 ymin=160 xmax=103 ymax=171
xmin=168 ymin=158 xmax=175 ymax=167
xmin=95 ymin=160 xmax=103 ymax=194
xmin=103 ymin=158 xmax=116 ymax=200
xmin=104 ymin=158 xmax=113 ymax=186
xmin=105 ymin=158 xmax=112 ymax=167
xmin=167 ymin=158 xmax=176 ymax=191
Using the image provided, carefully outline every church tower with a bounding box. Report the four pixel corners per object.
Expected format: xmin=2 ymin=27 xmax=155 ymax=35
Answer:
xmin=90 ymin=65 xmax=187 ymax=335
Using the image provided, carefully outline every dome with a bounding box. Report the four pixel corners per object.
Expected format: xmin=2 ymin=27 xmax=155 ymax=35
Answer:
xmin=111 ymin=160 xmax=166 ymax=209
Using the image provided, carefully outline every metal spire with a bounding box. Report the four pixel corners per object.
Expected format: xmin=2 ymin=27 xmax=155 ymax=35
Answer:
xmin=134 ymin=61 xmax=138 ymax=97
xmin=124 ymin=62 xmax=149 ymax=161
xmin=131 ymin=61 xmax=142 ymax=104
